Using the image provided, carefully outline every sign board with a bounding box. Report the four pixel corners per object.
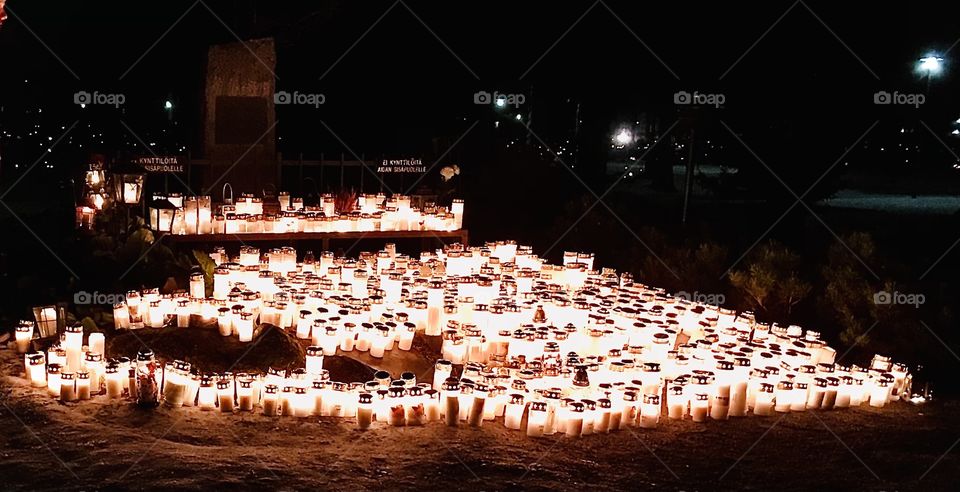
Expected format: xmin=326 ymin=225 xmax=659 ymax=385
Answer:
xmin=377 ymin=158 xmax=426 ymax=173
xmin=132 ymin=155 xmax=185 ymax=173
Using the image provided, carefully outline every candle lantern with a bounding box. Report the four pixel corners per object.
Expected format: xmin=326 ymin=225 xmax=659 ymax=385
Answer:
xmin=189 ymin=272 xmax=205 ymax=299
xmin=26 ymin=352 xmax=46 ymax=387
xmin=112 ymin=169 xmax=146 ymax=205
xmin=621 ymin=391 xmax=639 ymax=428
xmin=869 ymin=374 xmax=893 ymax=408
xmin=527 ymin=401 xmax=547 ymax=437
xmin=566 ymin=401 xmax=585 ymax=437
xmin=63 ymin=324 xmax=84 ymax=372
xmin=754 ymin=382 xmax=775 ymax=416
xmin=405 ymin=387 xmax=425 ymax=425
xmin=467 ymin=383 xmax=487 ymax=427
xmin=774 ymin=380 xmax=793 ymax=413
xmin=451 ymin=199 xmax=464 ymax=229
xmin=83 ymin=352 xmax=104 ymax=394
xmin=174 ymin=361 xmax=193 ymax=400
xmin=75 ymin=206 xmax=96 ymax=230
xmin=105 ymin=363 xmax=123 ymax=399
xmin=292 ymin=387 xmax=311 ymax=417
xmin=32 ymin=305 xmax=62 ymax=338
xmin=386 ymin=386 xmax=407 ymax=426
xmin=711 ymin=360 xmax=733 ymax=420
xmin=15 ymin=322 xmax=33 ymax=354
xmin=76 ymin=371 xmax=92 ymax=400
xmin=306 ymin=346 xmax=325 ymax=375
xmin=279 ymin=386 xmax=294 ymax=416
xmin=88 ymin=332 xmax=105 ymax=357
xmin=639 ymin=394 xmax=661 ymax=428
xmin=398 ymin=322 xmax=416 ymax=351
xmin=691 ymin=393 xmax=710 ymax=422
xmin=424 ymin=389 xmax=441 ymax=422
xmin=505 ymin=393 xmax=525 ymax=430
xmin=433 ymin=359 xmax=453 ymax=390
xmin=60 ymin=372 xmax=77 ymax=402
xmin=194 ymin=375 xmax=215 ymax=410
xmin=162 ymin=362 xmax=186 ymax=408
xmin=596 ymin=398 xmax=613 ymax=433
xmin=46 ymin=363 xmax=63 ymax=396
xmin=357 ymin=392 xmax=374 ymax=429
xmin=217 ymin=380 xmax=235 ymax=413
xmin=87 ymin=189 xmax=108 ymax=210
xmin=85 ymin=162 xmax=106 ymax=190
xmin=442 ymin=378 xmax=460 ymax=427
xmin=262 ymin=384 xmax=279 ymax=416
xmin=236 ymin=312 xmax=254 ymax=342
xmin=147 ymin=198 xmax=178 ymax=233
xmin=667 ymin=385 xmax=686 ymax=419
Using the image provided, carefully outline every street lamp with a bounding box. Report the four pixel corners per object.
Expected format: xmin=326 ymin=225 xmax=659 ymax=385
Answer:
xmin=917 ymin=53 xmax=944 ymax=93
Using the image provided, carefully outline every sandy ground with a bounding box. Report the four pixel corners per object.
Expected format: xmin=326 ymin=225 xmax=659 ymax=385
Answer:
xmin=1 ymin=349 xmax=959 ymax=491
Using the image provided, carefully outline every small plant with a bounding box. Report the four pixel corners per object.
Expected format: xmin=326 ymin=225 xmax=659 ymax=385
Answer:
xmin=334 ymin=189 xmax=358 ymax=214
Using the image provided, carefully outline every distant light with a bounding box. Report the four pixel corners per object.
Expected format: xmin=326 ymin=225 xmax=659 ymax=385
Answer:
xmin=917 ymin=54 xmax=944 ymax=76
xmin=80 ymin=104 xmax=86 ymax=109
xmin=495 ymin=97 xmax=506 ymax=108
xmin=955 ymin=118 xmax=960 ymax=124
xmin=952 ymin=129 xmax=960 ymax=135
xmin=515 ymin=114 xmax=522 ymax=121
xmin=613 ymin=129 xmax=632 ymax=146
xmin=164 ymin=100 xmax=173 ymax=110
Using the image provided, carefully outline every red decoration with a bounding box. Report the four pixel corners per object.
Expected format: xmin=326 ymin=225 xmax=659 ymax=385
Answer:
xmin=0 ymin=0 xmax=7 ymax=28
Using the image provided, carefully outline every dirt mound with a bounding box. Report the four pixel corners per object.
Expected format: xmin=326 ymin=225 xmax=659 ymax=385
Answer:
xmin=321 ymin=355 xmax=379 ymax=383
xmin=106 ymin=323 xmax=307 ymax=373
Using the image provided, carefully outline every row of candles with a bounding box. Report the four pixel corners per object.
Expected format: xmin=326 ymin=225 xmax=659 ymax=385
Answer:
xmin=18 ymin=334 xmax=909 ymax=437
xmin=15 ymin=240 xmax=912 ymax=435
xmin=149 ymin=192 xmax=464 ymax=234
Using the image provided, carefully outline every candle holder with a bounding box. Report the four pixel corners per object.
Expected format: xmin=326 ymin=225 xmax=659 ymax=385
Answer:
xmin=357 ymin=392 xmax=374 ymax=429
xmin=60 ymin=372 xmax=77 ymax=402
xmin=424 ymin=389 xmax=441 ymax=422
xmin=405 ymin=387 xmax=425 ymax=425
xmin=217 ymin=380 xmax=235 ymax=413
xmin=46 ymin=363 xmax=63 ymax=396
xmin=441 ymin=378 xmax=460 ymax=427
xmin=15 ymin=322 xmax=34 ymax=354
xmin=26 ymin=352 xmax=46 ymax=388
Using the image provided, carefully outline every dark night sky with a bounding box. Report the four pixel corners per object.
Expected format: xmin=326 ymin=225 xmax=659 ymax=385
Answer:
xmin=0 ymin=0 xmax=958 ymax=185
